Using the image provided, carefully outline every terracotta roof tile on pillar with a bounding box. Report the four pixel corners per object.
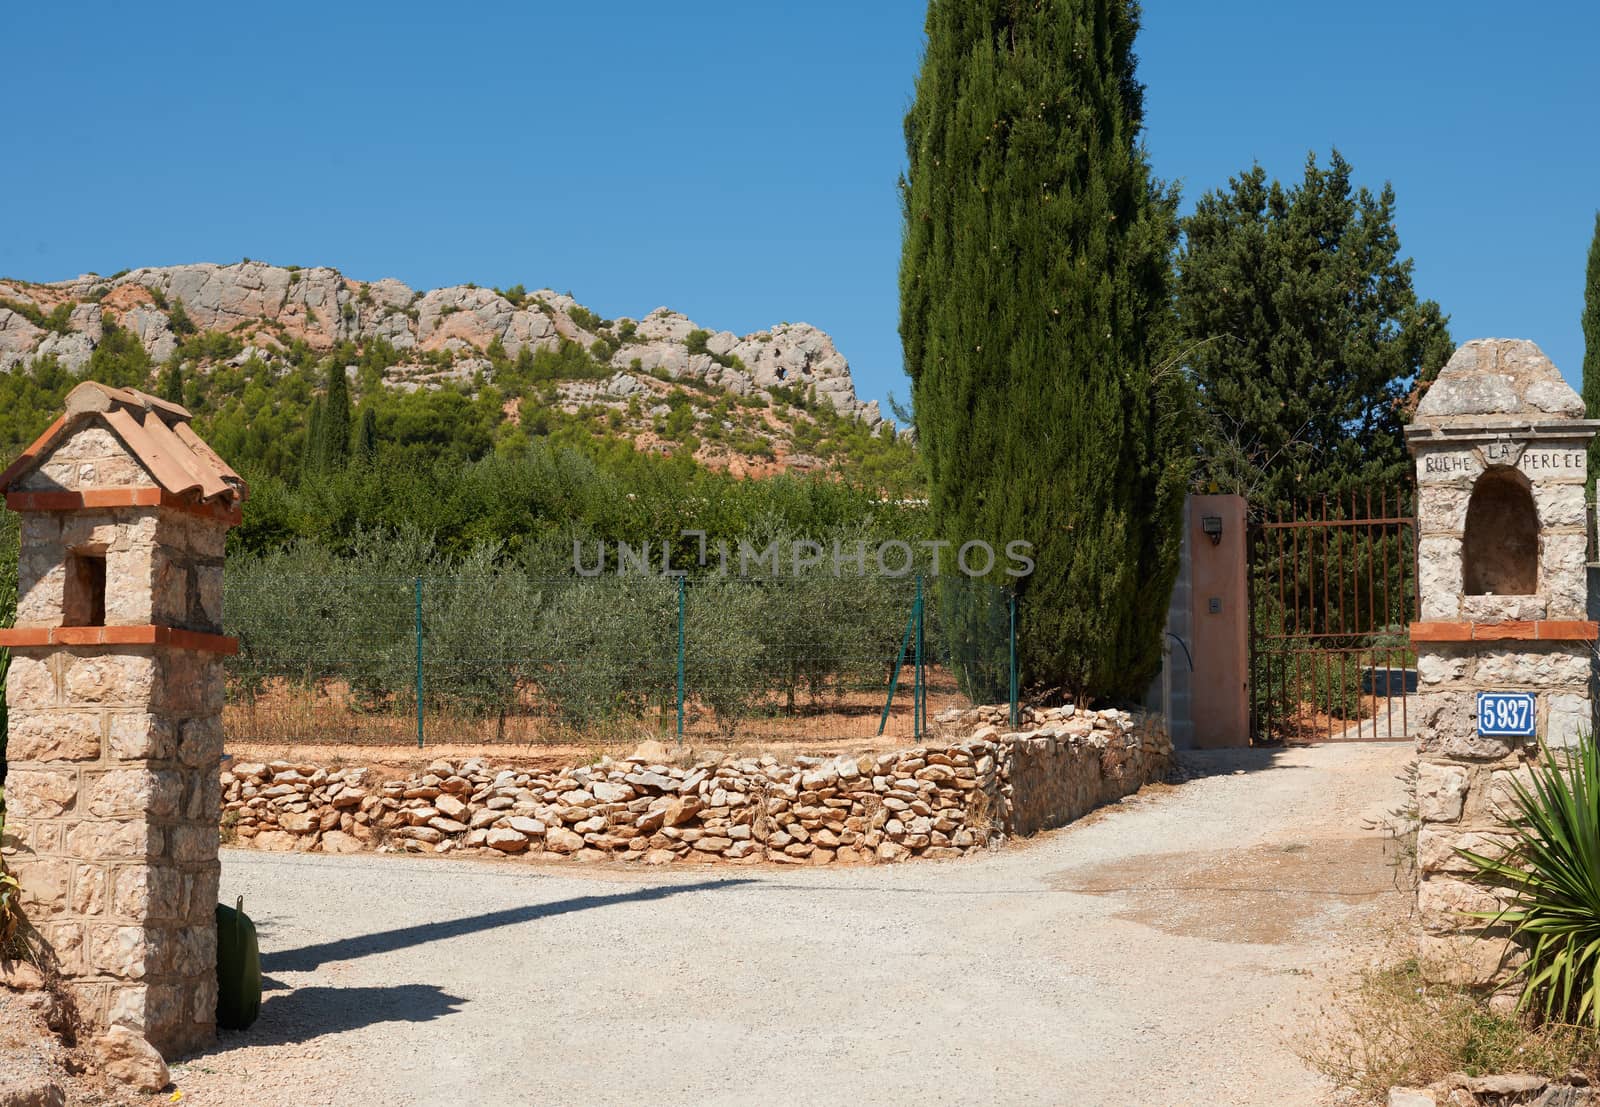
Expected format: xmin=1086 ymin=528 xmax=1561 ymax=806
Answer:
xmin=0 ymin=380 xmax=248 ymax=507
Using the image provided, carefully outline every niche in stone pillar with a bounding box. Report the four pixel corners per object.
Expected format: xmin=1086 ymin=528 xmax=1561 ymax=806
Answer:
xmin=64 ymin=546 xmax=108 ymax=626
xmin=1462 ymin=468 xmax=1538 ymax=596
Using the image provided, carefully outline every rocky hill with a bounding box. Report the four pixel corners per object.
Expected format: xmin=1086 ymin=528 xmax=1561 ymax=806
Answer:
xmin=0 ymin=261 xmax=893 ymax=477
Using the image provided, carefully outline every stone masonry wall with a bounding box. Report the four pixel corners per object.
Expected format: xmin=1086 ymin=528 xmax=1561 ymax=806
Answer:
xmin=1 ymin=417 xmax=234 ymax=1057
xmin=219 ymin=706 xmax=1171 ymax=865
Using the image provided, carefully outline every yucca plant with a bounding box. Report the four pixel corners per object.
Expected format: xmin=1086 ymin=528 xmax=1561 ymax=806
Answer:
xmin=0 ymin=794 xmax=22 ymax=957
xmin=1460 ymin=737 xmax=1600 ymax=1027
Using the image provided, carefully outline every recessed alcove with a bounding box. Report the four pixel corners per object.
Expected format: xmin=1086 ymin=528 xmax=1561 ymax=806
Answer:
xmin=1462 ymin=468 xmax=1538 ymax=596
xmin=63 ymin=547 xmax=107 ymax=626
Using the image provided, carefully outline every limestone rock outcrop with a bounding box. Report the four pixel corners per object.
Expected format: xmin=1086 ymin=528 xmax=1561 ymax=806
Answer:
xmin=0 ymin=262 xmax=882 ymax=426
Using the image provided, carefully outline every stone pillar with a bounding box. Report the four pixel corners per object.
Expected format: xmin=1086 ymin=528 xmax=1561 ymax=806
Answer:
xmin=0 ymin=383 xmax=246 ymax=1056
xmin=1406 ymin=339 xmax=1599 ymax=987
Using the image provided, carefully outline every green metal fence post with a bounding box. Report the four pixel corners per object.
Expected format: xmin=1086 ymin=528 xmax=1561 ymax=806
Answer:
xmin=913 ymin=574 xmax=924 ymax=739
xmin=878 ymin=604 xmax=917 ymax=736
xmin=414 ymin=577 xmax=424 ymax=749
xmin=1008 ymin=589 xmax=1019 ymax=729
xmin=676 ymin=575 xmax=686 ymax=744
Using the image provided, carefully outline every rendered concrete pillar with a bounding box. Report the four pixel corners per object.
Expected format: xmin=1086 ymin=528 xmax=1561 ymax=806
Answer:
xmin=1406 ymin=339 xmax=1599 ymax=987
xmin=1188 ymin=494 xmax=1249 ymax=749
xmin=0 ymin=382 xmax=246 ymax=1056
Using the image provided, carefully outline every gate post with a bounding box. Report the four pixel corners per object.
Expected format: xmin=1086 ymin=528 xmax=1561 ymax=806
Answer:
xmin=0 ymin=383 xmax=247 ymax=1056
xmin=1189 ymin=494 xmax=1249 ymax=748
xmin=1406 ymin=340 xmax=1599 ymax=988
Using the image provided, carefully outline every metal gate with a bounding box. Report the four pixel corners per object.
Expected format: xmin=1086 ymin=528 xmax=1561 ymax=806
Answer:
xmin=1248 ymin=487 xmax=1417 ymax=743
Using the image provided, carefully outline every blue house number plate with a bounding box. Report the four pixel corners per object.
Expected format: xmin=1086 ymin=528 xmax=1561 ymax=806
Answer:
xmin=1478 ymin=692 xmax=1535 ymax=737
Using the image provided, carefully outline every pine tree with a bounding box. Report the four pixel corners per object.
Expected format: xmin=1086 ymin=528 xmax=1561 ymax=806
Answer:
xmin=1174 ymin=152 xmax=1453 ymax=512
xmin=166 ymin=298 xmax=196 ymax=337
xmin=322 ymin=361 xmax=351 ymax=469
xmin=303 ymin=397 xmax=324 ymax=475
xmin=899 ymin=0 xmax=1189 ymax=700
xmin=354 ymin=406 xmax=379 ymax=467
xmin=1583 ymin=212 xmax=1600 ymax=493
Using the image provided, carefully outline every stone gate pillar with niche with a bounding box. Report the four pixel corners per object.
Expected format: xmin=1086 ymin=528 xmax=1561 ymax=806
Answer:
xmin=1406 ymin=339 xmax=1599 ymax=987
xmin=0 ymin=382 xmax=246 ymax=1056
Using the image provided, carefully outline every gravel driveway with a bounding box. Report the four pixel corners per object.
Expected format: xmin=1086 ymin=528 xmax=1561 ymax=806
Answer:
xmin=173 ymin=742 xmax=1412 ymax=1106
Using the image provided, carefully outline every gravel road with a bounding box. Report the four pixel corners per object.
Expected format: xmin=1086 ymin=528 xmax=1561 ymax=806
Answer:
xmin=172 ymin=742 xmax=1412 ymax=1106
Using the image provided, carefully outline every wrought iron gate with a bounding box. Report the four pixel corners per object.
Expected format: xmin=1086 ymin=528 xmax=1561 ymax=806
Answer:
xmin=1248 ymin=487 xmax=1417 ymax=743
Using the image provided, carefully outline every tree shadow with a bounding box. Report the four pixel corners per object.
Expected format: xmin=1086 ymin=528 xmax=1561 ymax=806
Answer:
xmin=203 ymin=983 xmax=465 ymax=1052
xmin=263 ymin=877 xmax=754 ymax=973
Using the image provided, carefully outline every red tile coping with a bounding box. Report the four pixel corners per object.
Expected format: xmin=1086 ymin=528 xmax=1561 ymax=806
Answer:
xmin=5 ymin=488 xmax=243 ymax=526
xmin=0 ymin=624 xmax=238 ymax=655
xmin=1410 ymin=620 xmax=1600 ymax=643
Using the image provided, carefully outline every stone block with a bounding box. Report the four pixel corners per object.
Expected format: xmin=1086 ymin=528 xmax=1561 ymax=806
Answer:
xmin=111 ymin=866 xmax=185 ymax=921
xmin=1415 ymin=691 xmax=1518 ymax=760
xmin=1416 ymin=825 xmax=1513 ymax=875
xmin=1415 ymin=931 xmax=1520 ymax=988
xmin=178 ymin=716 xmax=224 ymax=768
xmin=87 ymin=769 xmax=182 ymax=821
xmin=1474 ymin=646 xmax=1589 ymax=688
xmin=63 ymin=651 xmax=157 ymax=706
xmin=15 ymin=857 xmax=71 ymax=911
xmin=7 ymin=652 xmax=59 ymax=707
xmin=1417 ymin=538 xmax=1463 ymax=620
xmin=71 ymin=864 xmax=106 ymax=915
xmin=64 ymin=819 xmax=159 ymax=861
xmin=5 ymin=769 xmax=79 ymax=819
xmin=89 ymin=925 xmax=149 ymax=979
xmin=1416 ymin=651 xmax=1468 ymax=687
xmin=6 ymin=710 xmax=103 ymax=761
xmin=1417 ymin=875 xmax=1504 ymax=933
xmin=193 ymin=564 xmax=223 ymax=631
xmin=39 ymin=921 xmax=85 ymax=975
xmin=1545 ymin=692 xmax=1592 ymax=749
xmin=103 ymin=548 xmax=155 ymax=624
xmin=1415 ymin=761 xmax=1468 ymax=823
xmin=166 ymin=825 xmax=217 ymax=864
xmin=1418 ymin=485 xmax=1470 ymax=534
xmin=15 ymin=561 xmax=65 ymax=625
xmin=1534 ymin=480 xmax=1587 ymax=528
xmin=108 ymin=713 xmax=177 ymax=761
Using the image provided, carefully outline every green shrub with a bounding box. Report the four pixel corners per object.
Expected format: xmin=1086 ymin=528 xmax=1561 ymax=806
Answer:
xmin=1463 ymin=738 xmax=1600 ymax=1027
xmin=568 ymin=305 xmax=606 ymax=332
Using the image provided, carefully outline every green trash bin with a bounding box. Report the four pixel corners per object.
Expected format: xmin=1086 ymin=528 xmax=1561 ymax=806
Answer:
xmin=215 ymin=896 xmax=261 ymax=1031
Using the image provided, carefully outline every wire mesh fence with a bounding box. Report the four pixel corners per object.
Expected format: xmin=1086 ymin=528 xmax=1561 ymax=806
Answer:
xmin=224 ymin=571 xmax=1018 ymax=750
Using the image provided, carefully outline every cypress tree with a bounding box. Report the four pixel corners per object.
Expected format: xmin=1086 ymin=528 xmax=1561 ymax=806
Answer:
xmin=303 ymin=397 xmax=325 ymax=475
xmin=156 ymin=361 xmax=185 ymax=406
xmin=322 ymin=361 xmax=351 ymax=469
xmin=354 ymin=406 xmax=379 ymax=467
xmin=1584 ymin=212 xmax=1600 ymax=493
xmin=900 ymin=0 xmax=1188 ymax=700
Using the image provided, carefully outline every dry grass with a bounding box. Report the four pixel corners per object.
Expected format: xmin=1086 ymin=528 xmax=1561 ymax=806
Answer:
xmin=1305 ymin=960 xmax=1600 ymax=1103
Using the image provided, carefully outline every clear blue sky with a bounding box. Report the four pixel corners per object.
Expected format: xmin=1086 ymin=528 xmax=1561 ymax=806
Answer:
xmin=4 ymin=1 xmax=1597 ymax=416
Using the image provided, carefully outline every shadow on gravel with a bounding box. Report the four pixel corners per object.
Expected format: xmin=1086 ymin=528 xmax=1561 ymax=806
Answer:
xmin=264 ymin=878 xmax=755 ymax=972
xmin=215 ymin=984 xmax=465 ymax=1049
xmin=1170 ymin=747 xmax=1299 ymax=783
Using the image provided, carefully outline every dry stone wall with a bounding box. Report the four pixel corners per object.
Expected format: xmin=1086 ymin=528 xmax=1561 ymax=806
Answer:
xmin=220 ymin=706 xmax=1170 ymax=865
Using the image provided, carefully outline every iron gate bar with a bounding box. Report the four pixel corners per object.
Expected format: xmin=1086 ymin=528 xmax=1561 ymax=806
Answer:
xmin=1248 ymin=484 xmax=1417 ymax=745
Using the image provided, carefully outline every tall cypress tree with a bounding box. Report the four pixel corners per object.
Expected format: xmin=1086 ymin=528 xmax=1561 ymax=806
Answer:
xmin=322 ymin=362 xmax=351 ymax=469
xmin=354 ymin=405 xmax=379 ymax=468
xmin=303 ymin=397 xmax=324 ymax=475
xmin=900 ymin=0 xmax=1188 ymax=700
xmin=1583 ymin=212 xmax=1600 ymax=493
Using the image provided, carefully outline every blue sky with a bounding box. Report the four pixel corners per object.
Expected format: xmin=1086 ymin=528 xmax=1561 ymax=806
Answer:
xmin=3 ymin=1 xmax=1597 ymax=417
